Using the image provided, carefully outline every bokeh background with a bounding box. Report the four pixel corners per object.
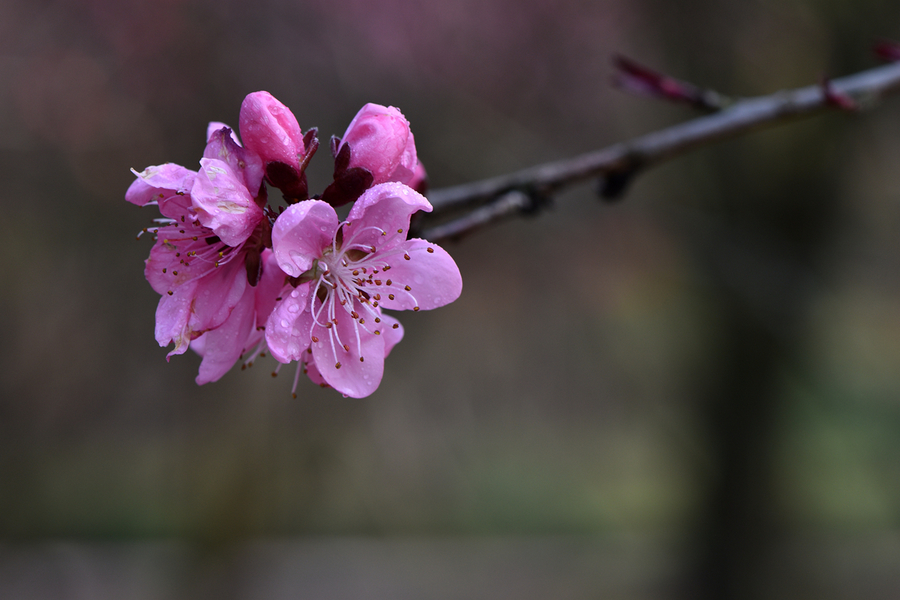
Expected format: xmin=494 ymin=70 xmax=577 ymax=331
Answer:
xmin=4 ymin=0 xmax=900 ymax=598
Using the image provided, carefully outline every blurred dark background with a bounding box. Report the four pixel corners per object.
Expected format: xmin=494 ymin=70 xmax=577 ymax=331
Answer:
xmin=4 ymin=0 xmax=900 ymax=598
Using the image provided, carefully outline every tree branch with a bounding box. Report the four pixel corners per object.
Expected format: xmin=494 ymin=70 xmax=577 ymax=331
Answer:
xmin=420 ymin=60 xmax=900 ymax=242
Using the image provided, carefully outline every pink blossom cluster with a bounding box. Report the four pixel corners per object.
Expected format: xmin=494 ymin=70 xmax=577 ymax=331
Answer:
xmin=128 ymin=93 xmax=461 ymax=398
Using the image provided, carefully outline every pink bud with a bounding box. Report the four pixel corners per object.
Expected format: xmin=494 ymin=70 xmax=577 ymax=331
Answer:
xmin=339 ymin=103 xmax=418 ymax=185
xmin=238 ymin=91 xmax=305 ymax=170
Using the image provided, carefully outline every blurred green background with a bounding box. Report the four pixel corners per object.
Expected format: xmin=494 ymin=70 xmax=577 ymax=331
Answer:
xmin=3 ymin=0 xmax=900 ymax=598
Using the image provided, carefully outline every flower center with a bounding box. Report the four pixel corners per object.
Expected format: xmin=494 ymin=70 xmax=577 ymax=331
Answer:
xmin=302 ymin=220 xmax=409 ymax=370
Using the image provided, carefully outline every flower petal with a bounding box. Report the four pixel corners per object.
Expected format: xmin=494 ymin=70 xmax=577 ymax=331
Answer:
xmin=271 ymin=200 xmax=337 ymax=277
xmin=192 ymin=284 xmax=257 ymax=384
xmin=126 ymin=164 xmax=195 ymax=207
xmin=369 ymin=239 xmax=462 ymax=311
xmin=310 ymin=298 xmax=386 ymax=398
xmin=191 ymin=158 xmax=264 ymax=246
xmin=204 ymin=126 xmax=265 ymax=194
xmin=344 ymin=182 xmax=431 ymax=253
xmin=266 ymin=282 xmax=314 ymax=364
xmin=379 ymin=313 xmax=404 ymax=356
xmin=185 ymin=258 xmax=249 ymax=336
xmin=154 ymin=280 xmax=199 ymax=357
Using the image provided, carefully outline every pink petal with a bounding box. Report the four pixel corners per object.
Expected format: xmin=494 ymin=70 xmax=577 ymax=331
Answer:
xmin=187 ymin=258 xmax=249 ymax=334
xmin=154 ymin=280 xmax=199 ymax=357
xmin=204 ymin=126 xmax=265 ymax=194
xmin=192 ymin=284 xmax=257 ymax=384
xmin=191 ymin=158 xmax=264 ymax=246
xmin=379 ymin=313 xmax=405 ymax=356
xmin=344 ymin=182 xmax=431 ymax=252
xmin=304 ymin=359 xmax=327 ymax=387
xmin=265 ymin=282 xmax=314 ymax=364
xmin=310 ymin=299 xmax=386 ymax=398
xmin=271 ymin=200 xmax=338 ymax=277
xmin=206 ymin=121 xmax=238 ymax=144
xmin=368 ymin=239 xmax=462 ymax=311
xmin=126 ymin=164 xmax=195 ymax=207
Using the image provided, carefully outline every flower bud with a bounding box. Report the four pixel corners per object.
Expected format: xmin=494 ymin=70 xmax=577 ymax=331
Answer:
xmin=239 ymin=91 xmax=305 ymax=170
xmin=339 ymin=103 xmax=418 ymax=185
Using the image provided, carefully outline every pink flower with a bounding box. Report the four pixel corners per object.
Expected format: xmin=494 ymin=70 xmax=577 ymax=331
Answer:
xmin=339 ymin=103 xmax=418 ymax=186
xmin=265 ymin=182 xmax=462 ymax=398
xmin=128 ymin=150 xmax=270 ymax=369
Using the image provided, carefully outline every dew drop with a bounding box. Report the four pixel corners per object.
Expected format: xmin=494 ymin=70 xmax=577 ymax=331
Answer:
xmin=280 ymin=319 xmax=289 ymax=328
xmin=288 ymin=303 xmax=299 ymax=313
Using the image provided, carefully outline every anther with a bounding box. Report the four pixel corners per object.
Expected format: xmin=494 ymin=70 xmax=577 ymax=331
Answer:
xmin=342 ymin=344 xmax=349 ymax=351
xmin=404 ymin=285 xmax=411 ymax=291
xmin=162 ymin=268 xmax=167 ymax=273
xmin=392 ymin=323 xmax=399 ymax=329
xmin=360 ymin=357 xmax=365 ymax=362
xmin=427 ymin=247 xmax=434 ymax=253
xmin=389 ymin=294 xmax=395 ymax=300
xmin=404 ymin=254 xmax=410 ymax=260
xmin=414 ymin=307 xmax=420 ymax=311
xmin=167 ymin=291 xmax=173 ymax=295
xmin=374 ymin=330 xmax=381 ymax=335
xmin=374 ymin=317 xmax=381 ymax=323
xmin=312 ymin=336 xmax=319 ymax=343
xmin=397 ymin=228 xmax=403 ymax=233
xmin=335 ymin=362 xmax=342 ymax=369
xmin=386 ymin=279 xmax=392 ymax=286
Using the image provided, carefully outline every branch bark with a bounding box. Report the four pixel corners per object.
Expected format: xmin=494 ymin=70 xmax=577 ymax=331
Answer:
xmin=420 ymin=60 xmax=900 ymax=242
